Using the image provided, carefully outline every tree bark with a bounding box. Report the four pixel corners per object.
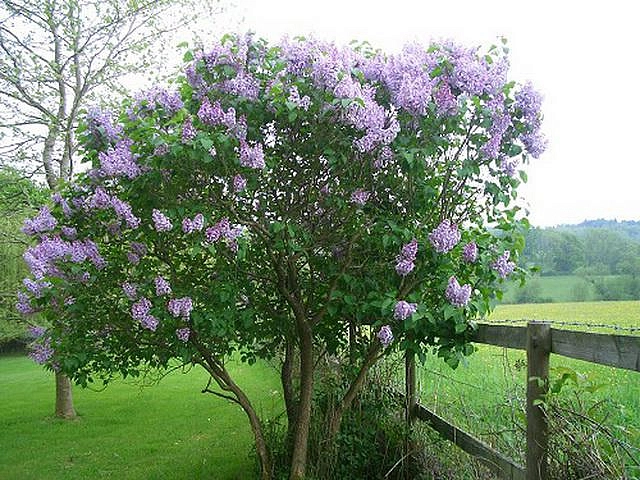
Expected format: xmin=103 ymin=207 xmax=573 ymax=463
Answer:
xmin=281 ymin=338 xmax=297 ymax=443
xmin=289 ymin=325 xmax=313 ymax=480
xmin=55 ymin=372 xmax=77 ymax=419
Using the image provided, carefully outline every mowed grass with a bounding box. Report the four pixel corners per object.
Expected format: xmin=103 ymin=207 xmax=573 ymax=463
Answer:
xmin=0 ymin=356 xmax=281 ymax=480
xmin=417 ymin=301 xmax=640 ymax=466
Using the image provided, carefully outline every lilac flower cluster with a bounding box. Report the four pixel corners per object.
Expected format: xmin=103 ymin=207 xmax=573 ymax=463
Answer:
xmin=23 ymin=278 xmax=51 ymax=298
xmin=98 ymin=138 xmax=141 ymax=179
xmin=395 ymin=238 xmax=418 ymax=276
xmin=111 ymin=197 xmax=141 ymax=229
xmin=287 ymin=86 xmax=311 ymax=110
xmin=205 ymin=218 xmax=243 ymax=252
xmin=131 ymin=297 xmax=158 ymax=331
xmin=176 ymin=327 xmax=191 ymax=343
xmin=373 ymin=146 xmax=394 ymax=170
xmin=433 ymin=82 xmax=458 ymax=116
xmin=350 ymin=189 xmax=371 ymax=206
xmin=168 ymin=297 xmax=193 ymax=319
xmin=86 ymin=106 xmax=123 ymax=143
xmin=500 ymin=157 xmax=519 ymax=177
xmin=23 ymin=236 xmax=105 ymax=279
xmin=29 ymin=325 xmax=46 ymax=338
xmin=61 ymin=226 xmax=77 ymax=239
xmin=122 ymin=282 xmax=137 ymax=300
xmin=29 ymin=336 xmax=53 ymax=364
xmin=131 ymin=87 xmax=184 ymax=115
xmin=394 ymin=300 xmax=417 ymax=321
xmin=239 ymin=142 xmax=266 ymax=169
xmin=463 ymin=242 xmax=478 ymax=263
xmin=377 ymin=325 xmax=393 ymax=348
xmin=429 ymin=220 xmax=461 ymax=254
xmin=152 ymin=209 xmax=173 ymax=232
xmin=16 ymin=291 xmax=34 ymax=315
xmin=445 ymin=276 xmax=472 ymax=307
xmin=515 ymin=82 xmax=547 ymax=158
xmin=154 ymin=276 xmax=172 ymax=296
xmin=22 ymin=207 xmax=57 ymax=236
xmin=481 ymin=113 xmax=512 ymax=159
xmin=233 ymin=174 xmax=247 ymax=192
xmin=182 ymin=213 xmax=205 ymax=234
xmin=492 ymin=250 xmax=516 ymax=278
xmin=182 ymin=117 xmax=197 ymax=143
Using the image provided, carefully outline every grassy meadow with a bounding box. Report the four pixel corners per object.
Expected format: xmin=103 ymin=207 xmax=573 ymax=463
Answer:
xmin=0 ymin=356 xmax=281 ymax=480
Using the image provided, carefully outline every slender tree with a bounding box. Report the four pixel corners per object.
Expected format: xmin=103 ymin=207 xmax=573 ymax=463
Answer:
xmin=1 ymin=0 xmax=223 ymax=418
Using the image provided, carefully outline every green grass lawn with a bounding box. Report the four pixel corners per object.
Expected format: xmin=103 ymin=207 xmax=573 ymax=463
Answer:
xmin=0 ymin=356 xmax=281 ymax=479
xmin=417 ymin=300 xmax=640 ymax=471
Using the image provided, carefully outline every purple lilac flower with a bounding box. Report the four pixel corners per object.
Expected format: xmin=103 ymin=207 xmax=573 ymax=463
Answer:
xmin=16 ymin=291 xmax=34 ymax=315
xmin=233 ymin=174 xmax=247 ymax=192
xmin=463 ymin=242 xmax=478 ymax=263
xmin=122 ymin=282 xmax=137 ymax=300
xmin=22 ymin=206 xmax=57 ymax=236
xmin=154 ymin=144 xmax=170 ymax=156
xmin=131 ymin=297 xmax=152 ymax=320
xmin=61 ymin=226 xmax=77 ymax=239
xmin=181 ymin=117 xmax=197 ymax=143
xmin=132 ymin=87 xmax=184 ymax=115
xmin=429 ymin=220 xmax=461 ymax=254
xmin=481 ymin=113 xmax=511 ymax=160
xmin=98 ymin=138 xmax=140 ymax=179
xmin=394 ymin=300 xmax=417 ymax=321
xmin=140 ymin=314 xmax=159 ymax=331
xmin=445 ymin=276 xmax=472 ymax=307
xmin=154 ymin=276 xmax=172 ymax=296
xmin=515 ymin=82 xmax=543 ymax=129
xmin=500 ymin=157 xmax=519 ymax=177
xmin=287 ymin=86 xmax=311 ymax=110
xmin=395 ymin=238 xmax=418 ymax=276
xmin=29 ymin=336 xmax=53 ymax=364
xmin=88 ymin=187 xmax=112 ymax=210
xmin=29 ymin=325 xmax=46 ymax=337
xmin=377 ymin=325 xmax=393 ymax=348
xmin=127 ymin=252 xmax=140 ymax=265
xmin=220 ymin=72 xmax=260 ymax=100
xmin=23 ymin=236 xmax=70 ymax=279
xmin=152 ymin=209 xmax=173 ymax=232
xmin=176 ymin=328 xmax=191 ymax=342
xmin=350 ymin=189 xmax=371 ymax=206
xmin=239 ymin=142 xmax=266 ymax=169
xmin=521 ymin=131 xmax=547 ymax=158
xmin=111 ymin=197 xmax=140 ymax=229
xmin=86 ymin=106 xmax=123 ymax=143
xmin=492 ymin=251 xmax=516 ymax=278
xmin=433 ymin=82 xmax=457 ymax=116
xmin=182 ymin=213 xmax=205 ymax=234
xmin=167 ymin=297 xmax=193 ymax=319
xmin=22 ymin=278 xmax=50 ymax=298
xmin=197 ymin=98 xmax=224 ymax=126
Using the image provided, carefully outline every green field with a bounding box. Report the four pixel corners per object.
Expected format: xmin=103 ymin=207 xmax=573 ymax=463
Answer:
xmin=418 ymin=300 xmax=640 ymax=472
xmin=0 ymin=357 xmax=280 ymax=480
xmin=501 ymin=274 xmax=639 ymax=304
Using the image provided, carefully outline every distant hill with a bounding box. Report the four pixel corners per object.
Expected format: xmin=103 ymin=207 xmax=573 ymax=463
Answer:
xmin=554 ymin=219 xmax=640 ymax=242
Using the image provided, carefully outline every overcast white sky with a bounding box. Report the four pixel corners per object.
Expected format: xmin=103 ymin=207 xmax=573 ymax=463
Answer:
xmin=229 ymin=0 xmax=640 ymax=227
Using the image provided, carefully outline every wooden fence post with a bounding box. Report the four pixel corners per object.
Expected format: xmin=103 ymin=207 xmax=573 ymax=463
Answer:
xmin=405 ymin=350 xmax=416 ymax=423
xmin=526 ymin=321 xmax=551 ymax=480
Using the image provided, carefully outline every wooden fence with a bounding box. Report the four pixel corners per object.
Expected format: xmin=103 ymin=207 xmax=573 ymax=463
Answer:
xmin=405 ymin=321 xmax=640 ymax=480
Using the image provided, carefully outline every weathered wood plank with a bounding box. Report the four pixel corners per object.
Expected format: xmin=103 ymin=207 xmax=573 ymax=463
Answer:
xmin=415 ymin=403 xmax=526 ymax=480
xmin=551 ymin=329 xmax=640 ymax=372
xmin=526 ymin=322 xmax=550 ymax=480
xmin=473 ymin=324 xmax=527 ymax=350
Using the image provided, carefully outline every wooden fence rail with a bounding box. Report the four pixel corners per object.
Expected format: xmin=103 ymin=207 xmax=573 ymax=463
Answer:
xmin=406 ymin=321 xmax=640 ymax=480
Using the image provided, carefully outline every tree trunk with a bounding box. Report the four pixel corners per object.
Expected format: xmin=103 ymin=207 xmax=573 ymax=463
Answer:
xmin=281 ymin=338 xmax=297 ymax=443
xmin=55 ymin=372 xmax=77 ymax=419
xmin=289 ymin=327 xmax=314 ymax=480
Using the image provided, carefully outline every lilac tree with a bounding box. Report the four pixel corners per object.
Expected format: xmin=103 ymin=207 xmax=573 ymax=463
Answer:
xmin=18 ymin=34 xmax=545 ymax=479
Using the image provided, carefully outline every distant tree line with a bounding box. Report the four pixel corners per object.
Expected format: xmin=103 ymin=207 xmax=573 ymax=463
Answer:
xmin=512 ymin=221 xmax=640 ymax=303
